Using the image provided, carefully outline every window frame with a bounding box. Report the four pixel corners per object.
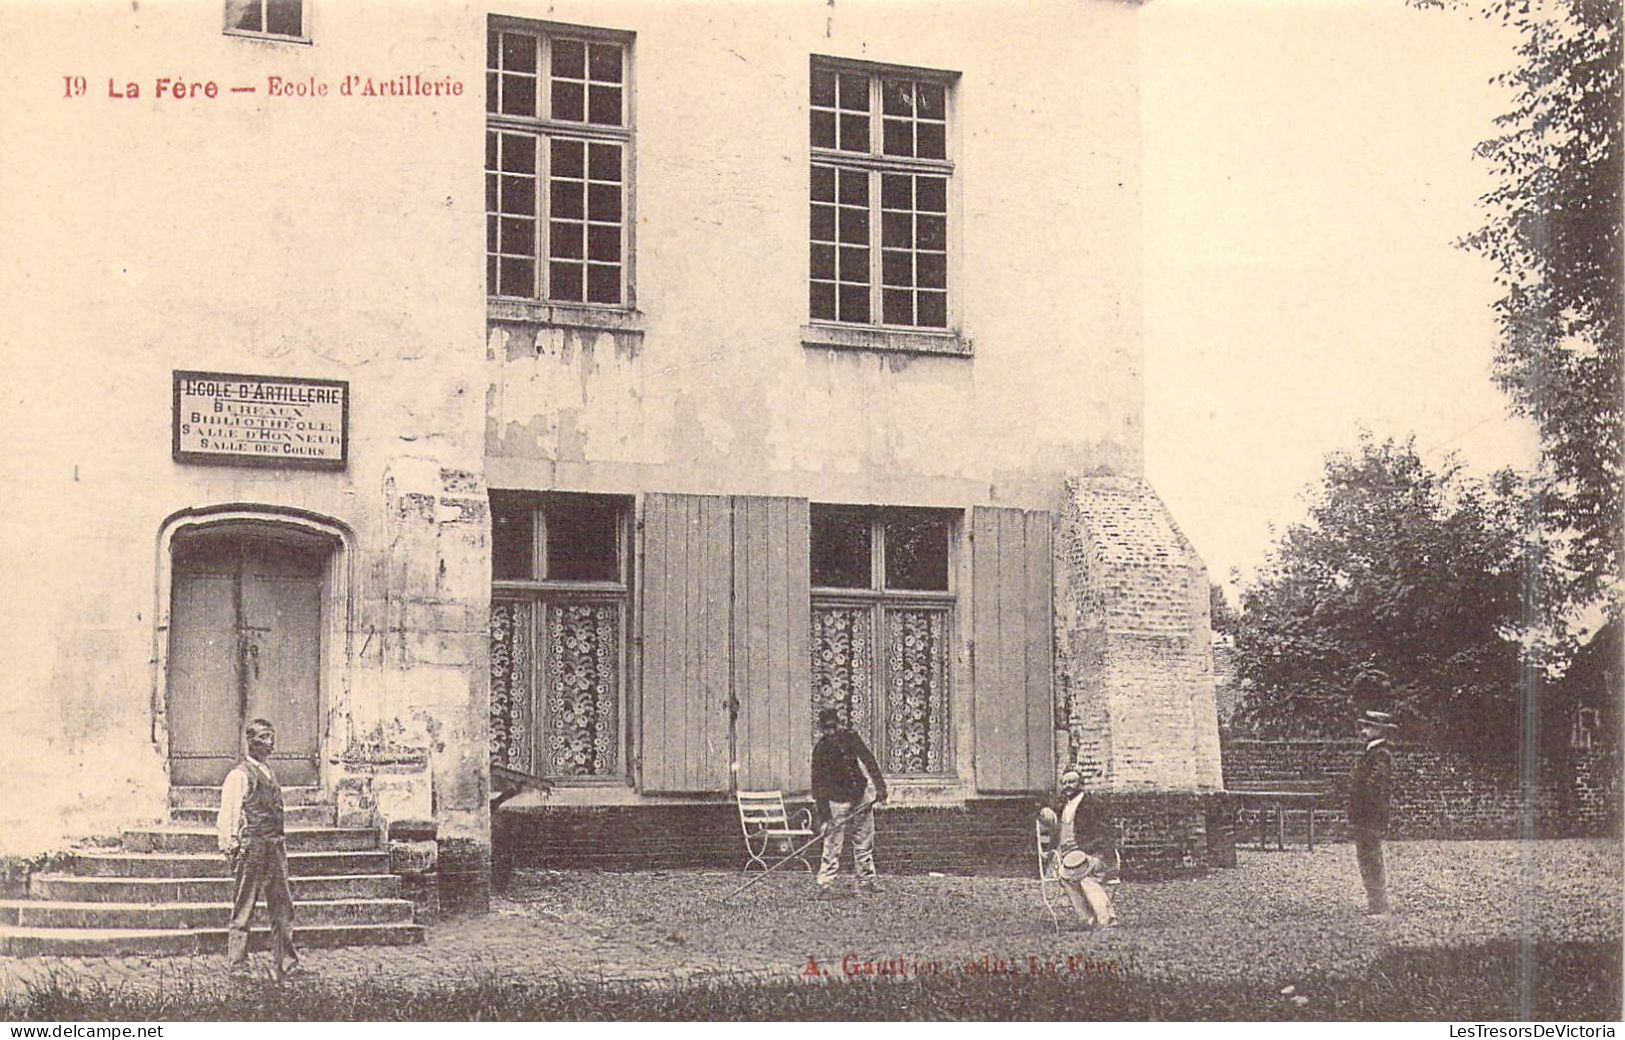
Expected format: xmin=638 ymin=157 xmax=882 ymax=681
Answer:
xmin=490 ymin=491 xmax=633 ymax=784
xmin=486 ymin=17 xmax=636 ymax=315
xmin=222 ymin=0 xmax=310 ymax=43
xmin=806 ymin=55 xmax=962 ymax=348
xmin=810 ymin=505 xmax=959 ymax=778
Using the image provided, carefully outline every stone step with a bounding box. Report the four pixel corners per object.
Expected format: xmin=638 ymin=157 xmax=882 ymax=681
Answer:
xmin=66 ymin=850 xmax=391 ymax=878
xmin=171 ymin=805 xmax=336 ymax=827
xmin=169 ymin=786 xmax=328 ymax=809
xmin=122 ymin=827 xmax=380 ymax=855
xmin=0 ymin=898 xmax=414 ymax=930
xmin=29 ymin=873 xmax=401 ymax=903
xmin=0 ymin=922 xmax=424 ymax=957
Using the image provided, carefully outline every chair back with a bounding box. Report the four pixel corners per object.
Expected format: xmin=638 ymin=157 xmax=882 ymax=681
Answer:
xmin=737 ymin=790 xmax=792 ymax=836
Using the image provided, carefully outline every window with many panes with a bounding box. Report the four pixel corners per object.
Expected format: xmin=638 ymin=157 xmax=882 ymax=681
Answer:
xmin=224 ymin=0 xmax=306 ymax=40
xmin=490 ymin=491 xmax=630 ymax=780
xmin=809 ymin=59 xmax=953 ymax=330
xmin=810 ymin=505 xmax=955 ymax=775
xmin=486 ymin=20 xmax=631 ymax=306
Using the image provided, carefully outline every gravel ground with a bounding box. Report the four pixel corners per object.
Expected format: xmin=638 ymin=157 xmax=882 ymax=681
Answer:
xmin=1 ymin=838 xmax=1618 ymax=1000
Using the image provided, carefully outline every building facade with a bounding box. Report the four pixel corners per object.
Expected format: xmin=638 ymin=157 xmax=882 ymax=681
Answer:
xmin=0 ymin=0 xmax=1221 ymax=911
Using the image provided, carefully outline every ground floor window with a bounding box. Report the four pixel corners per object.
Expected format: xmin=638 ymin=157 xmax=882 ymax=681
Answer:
xmin=810 ymin=505 xmax=955 ymax=776
xmin=490 ymin=491 xmax=629 ymax=779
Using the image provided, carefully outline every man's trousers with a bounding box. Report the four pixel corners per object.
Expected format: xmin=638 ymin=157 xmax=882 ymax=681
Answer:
xmin=226 ymin=837 xmax=299 ymax=974
xmin=1353 ymin=827 xmax=1389 ymax=913
xmin=817 ymin=800 xmax=877 ymax=887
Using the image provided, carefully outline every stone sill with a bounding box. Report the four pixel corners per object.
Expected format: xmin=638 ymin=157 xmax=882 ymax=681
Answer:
xmin=488 ymin=298 xmax=646 ymax=336
xmin=801 ymin=323 xmax=971 ymax=358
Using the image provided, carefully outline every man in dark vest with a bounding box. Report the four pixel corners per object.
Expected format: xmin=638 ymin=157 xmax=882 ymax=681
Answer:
xmin=811 ymin=707 xmax=887 ymax=896
xmin=218 ymin=718 xmax=302 ymax=978
xmin=1349 ymin=709 xmax=1397 ymax=915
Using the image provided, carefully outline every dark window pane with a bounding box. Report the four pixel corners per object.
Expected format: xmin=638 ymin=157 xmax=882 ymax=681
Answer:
xmin=811 ymin=506 xmax=872 ymax=588
xmin=488 ymin=255 xmax=497 ymax=294
xmin=916 ymin=176 xmax=946 ymax=213
xmin=839 ymin=246 xmax=869 ymax=282
xmin=551 ymin=180 xmax=584 ymax=219
xmin=550 ymin=221 xmax=584 ymax=259
xmin=837 ymin=206 xmax=868 ymax=245
xmin=588 ymin=143 xmax=621 ymax=181
xmin=917 ymin=82 xmax=945 ymax=119
xmin=810 ymin=164 xmax=836 ymax=202
xmin=502 ymin=217 xmax=535 ymax=256
xmin=499 ymin=257 xmax=534 ymax=298
xmin=503 ymin=31 xmax=537 ymax=73
xmin=587 ymin=184 xmax=621 ymax=222
xmin=588 ymin=43 xmax=622 ymax=83
xmin=881 ymin=79 xmax=912 ymax=116
xmin=501 ymin=176 xmax=535 ymax=216
xmin=552 ymin=38 xmax=585 ymax=78
xmin=810 ymin=203 xmax=835 ymax=242
xmin=552 ymin=80 xmax=584 ymax=121
xmin=486 ymin=71 xmax=498 ymax=114
xmin=501 ymin=133 xmax=535 ymax=173
xmin=266 ymin=0 xmax=301 ymax=36
xmin=838 ymin=284 xmax=869 ymax=323
xmin=917 ymin=252 xmax=946 ymax=289
xmin=587 ymin=225 xmax=620 ymax=261
xmin=586 ymin=264 xmax=620 ymax=304
xmin=810 ymin=282 xmax=836 ymax=320
xmin=883 ymin=119 xmax=912 ymax=157
xmin=881 ymin=250 xmax=911 ymax=287
xmin=487 ymin=215 xmax=498 ymax=252
xmin=917 ymin=122 xmax=945 ymax=160
xmin=486 ymin=172 xmax=499 ymax=212
xmin=550 ymin=261 xmax=583 ymax=301
xmin=491 ymin=493 xmax=535 ymax=580
xmin=229 ymin=0 xmax=263 ymax=32
xmin=811 ymin=110 xmax=836 ymax=149
xmin=917 ymin=214 xmax=946 ymax=250
xmin=486 ymin=131 xmax=499 ymax=171
xmin=881 ymin=173 xmax=911 ymax=210
xmin=488 ymin=30 xmax=500 ymax=70
xmin=551 ymin=139 xmax=584 ymax=178
xmin=811 ymin=243 xmax=836 ymax=280
xmin=838 ymin=168 xmax=867 ymax=205
xmin=838 ymin=113 xmax=869 ymax=152
xmin=811 ymin=67 xmax=837 ymax=106
xmin=545 ymin=494 xmax=622 ymax=581
xmin=917 ymin=291 xmax=947 ymax=328
xmin=588 ymin=85 xmax=621 ymax=126
xmin=882 ymin=212 xmax=911 ymax=248
xmin=838 ymin=73 xmax=868 ymax=110
xmin=882 ymin=289 xmax=912 ymax=326
xmin=502 ymin=75 xmax=536 ymax=116
xmin=884 ymin=511 xmax=949 ymax=591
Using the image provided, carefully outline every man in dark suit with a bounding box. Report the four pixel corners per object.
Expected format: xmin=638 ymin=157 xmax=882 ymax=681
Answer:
xmin=1349 ymin=709 xmax=1397 ymax=915
xmin=811 ymin=707 xmax=887 ymax=896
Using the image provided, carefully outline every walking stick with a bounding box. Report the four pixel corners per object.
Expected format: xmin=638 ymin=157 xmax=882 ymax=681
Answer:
xmin=719 ymin=799 xmax=875 ymax=904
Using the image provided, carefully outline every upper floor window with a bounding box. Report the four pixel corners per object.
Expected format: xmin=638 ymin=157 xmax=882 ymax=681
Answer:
xmin=486 ymin=20 xmax=631 ymax=307
xmin=224 ymin=0 xmax=306 ymax=40
xmin=809 ymin=59 xmax=954 ymax=330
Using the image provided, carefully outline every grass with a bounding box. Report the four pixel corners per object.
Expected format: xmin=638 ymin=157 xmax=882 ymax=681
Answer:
xmin=4 ymin=940 xmax=1618 ymax=1021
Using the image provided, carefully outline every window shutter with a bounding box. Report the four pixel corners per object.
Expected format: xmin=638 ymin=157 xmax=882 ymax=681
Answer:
xmin=731 ymin=496 xmax=812 ymax=793
xmin=640 ymin=493 xmax=733 ymax=793
xmin=971 ymin=506 xmax=1056 ymax=793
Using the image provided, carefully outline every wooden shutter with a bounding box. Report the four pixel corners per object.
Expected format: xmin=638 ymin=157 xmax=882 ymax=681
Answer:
xmin=971 ymin=506 xmax=1056 ymax=792
xmin=732 ymin=496 xmax=812 ymax=792
xmin=640 ymin=493 xmax=733 ymax=792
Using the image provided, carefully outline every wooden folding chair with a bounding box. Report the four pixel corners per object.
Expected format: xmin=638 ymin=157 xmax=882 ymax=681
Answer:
xmin=1035 ymin=819 xmax=1064 ymax=933
xmin=736 ymin=790 xmax=818 ymax=873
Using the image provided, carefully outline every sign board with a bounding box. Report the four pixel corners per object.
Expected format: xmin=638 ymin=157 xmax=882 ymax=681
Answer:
xmin=172 ymin=370 xmax=349 ymax=469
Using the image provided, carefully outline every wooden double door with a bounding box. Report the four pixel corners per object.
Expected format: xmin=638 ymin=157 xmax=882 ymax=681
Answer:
xmin=167 ymin=531 xmax=325 ymax=786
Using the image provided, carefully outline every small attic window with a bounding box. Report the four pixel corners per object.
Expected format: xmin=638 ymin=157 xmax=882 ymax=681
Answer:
xmin=225 ymin=0 xmax=307 ymax=42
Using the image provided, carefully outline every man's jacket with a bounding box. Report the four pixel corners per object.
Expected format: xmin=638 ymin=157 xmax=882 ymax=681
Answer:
xmin=1348 ymin=740 xmax=1394 ymax=834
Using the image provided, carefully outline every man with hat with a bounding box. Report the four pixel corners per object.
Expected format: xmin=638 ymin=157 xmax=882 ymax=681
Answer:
xmin=1037 ymin=767 xmax=1117 ymax=928
xmin=811 ymin=706 xmax=887 ymax=895
xmin=1350 ymin=709 xmax=1397 ymax=915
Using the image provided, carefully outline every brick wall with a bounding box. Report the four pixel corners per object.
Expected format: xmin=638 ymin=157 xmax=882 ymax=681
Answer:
xmin=1222 ymin=737 xmax=1621 ymax=839
xmin=494 ymin=792 xmax=1234 ymax=883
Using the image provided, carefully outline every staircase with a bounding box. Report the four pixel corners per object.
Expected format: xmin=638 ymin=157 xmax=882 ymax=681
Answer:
xmin=0 ymin=787 xmax=424 ymax=956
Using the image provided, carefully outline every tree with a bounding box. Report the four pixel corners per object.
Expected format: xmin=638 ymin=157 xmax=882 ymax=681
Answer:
xmin=1230 ymin=436 xmax=1553 ymax=752
xmin=1415 ymin=0 xmax=1622 ymax=613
